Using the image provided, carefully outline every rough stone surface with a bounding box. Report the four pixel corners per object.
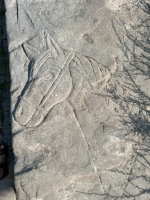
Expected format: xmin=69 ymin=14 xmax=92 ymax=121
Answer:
xmin=5 ymin=0 xmax=150 ymax=199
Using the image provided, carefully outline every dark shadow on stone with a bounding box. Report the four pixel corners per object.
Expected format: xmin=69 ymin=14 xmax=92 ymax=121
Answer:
xmin=0 ymin=1 xmax=14 ymax=173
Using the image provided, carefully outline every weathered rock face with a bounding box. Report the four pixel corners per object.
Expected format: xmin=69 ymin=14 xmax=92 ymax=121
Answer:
xmin=5 ymin=0 xmax=150 ymax=199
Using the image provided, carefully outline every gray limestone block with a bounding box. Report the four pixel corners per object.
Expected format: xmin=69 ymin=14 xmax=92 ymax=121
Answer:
xmin=5 ymin=0 xmax=150 ymax=199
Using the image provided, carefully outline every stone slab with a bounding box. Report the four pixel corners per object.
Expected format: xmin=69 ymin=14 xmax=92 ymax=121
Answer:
xmin=5 ymin=0 xmax=150 ymax=199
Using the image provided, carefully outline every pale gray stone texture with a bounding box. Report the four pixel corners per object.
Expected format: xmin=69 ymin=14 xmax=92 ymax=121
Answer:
xmin=5 ymin=0 xmax=150 ymax=199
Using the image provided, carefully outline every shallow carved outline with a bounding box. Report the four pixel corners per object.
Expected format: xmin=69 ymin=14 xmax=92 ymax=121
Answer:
xmin=14 ymin=30 xmax=115 ymax=127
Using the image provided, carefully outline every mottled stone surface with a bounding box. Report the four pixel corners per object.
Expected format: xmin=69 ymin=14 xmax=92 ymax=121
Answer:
xmin=5 ymin=0 xmax=150 ymax=199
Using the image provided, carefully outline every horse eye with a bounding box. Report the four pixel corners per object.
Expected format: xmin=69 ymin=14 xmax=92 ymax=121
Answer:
xmin=43 ymin=72 xmax=55 ymax=81
xmin=49 ymin=72 xmax=54 ymax=79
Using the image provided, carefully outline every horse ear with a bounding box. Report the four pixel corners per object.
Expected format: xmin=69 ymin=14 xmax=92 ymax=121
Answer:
xmin=22 ymin=43 xmax=38 ymax=61
xmin=46 ymin=33 xmax=65 ymax=60
xmin=46 ymin=34 xmax=58 ymax=59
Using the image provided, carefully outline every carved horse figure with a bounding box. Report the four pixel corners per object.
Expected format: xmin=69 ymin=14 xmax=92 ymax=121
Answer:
xmin=14 ymin=31 xmax=116 ymax=127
